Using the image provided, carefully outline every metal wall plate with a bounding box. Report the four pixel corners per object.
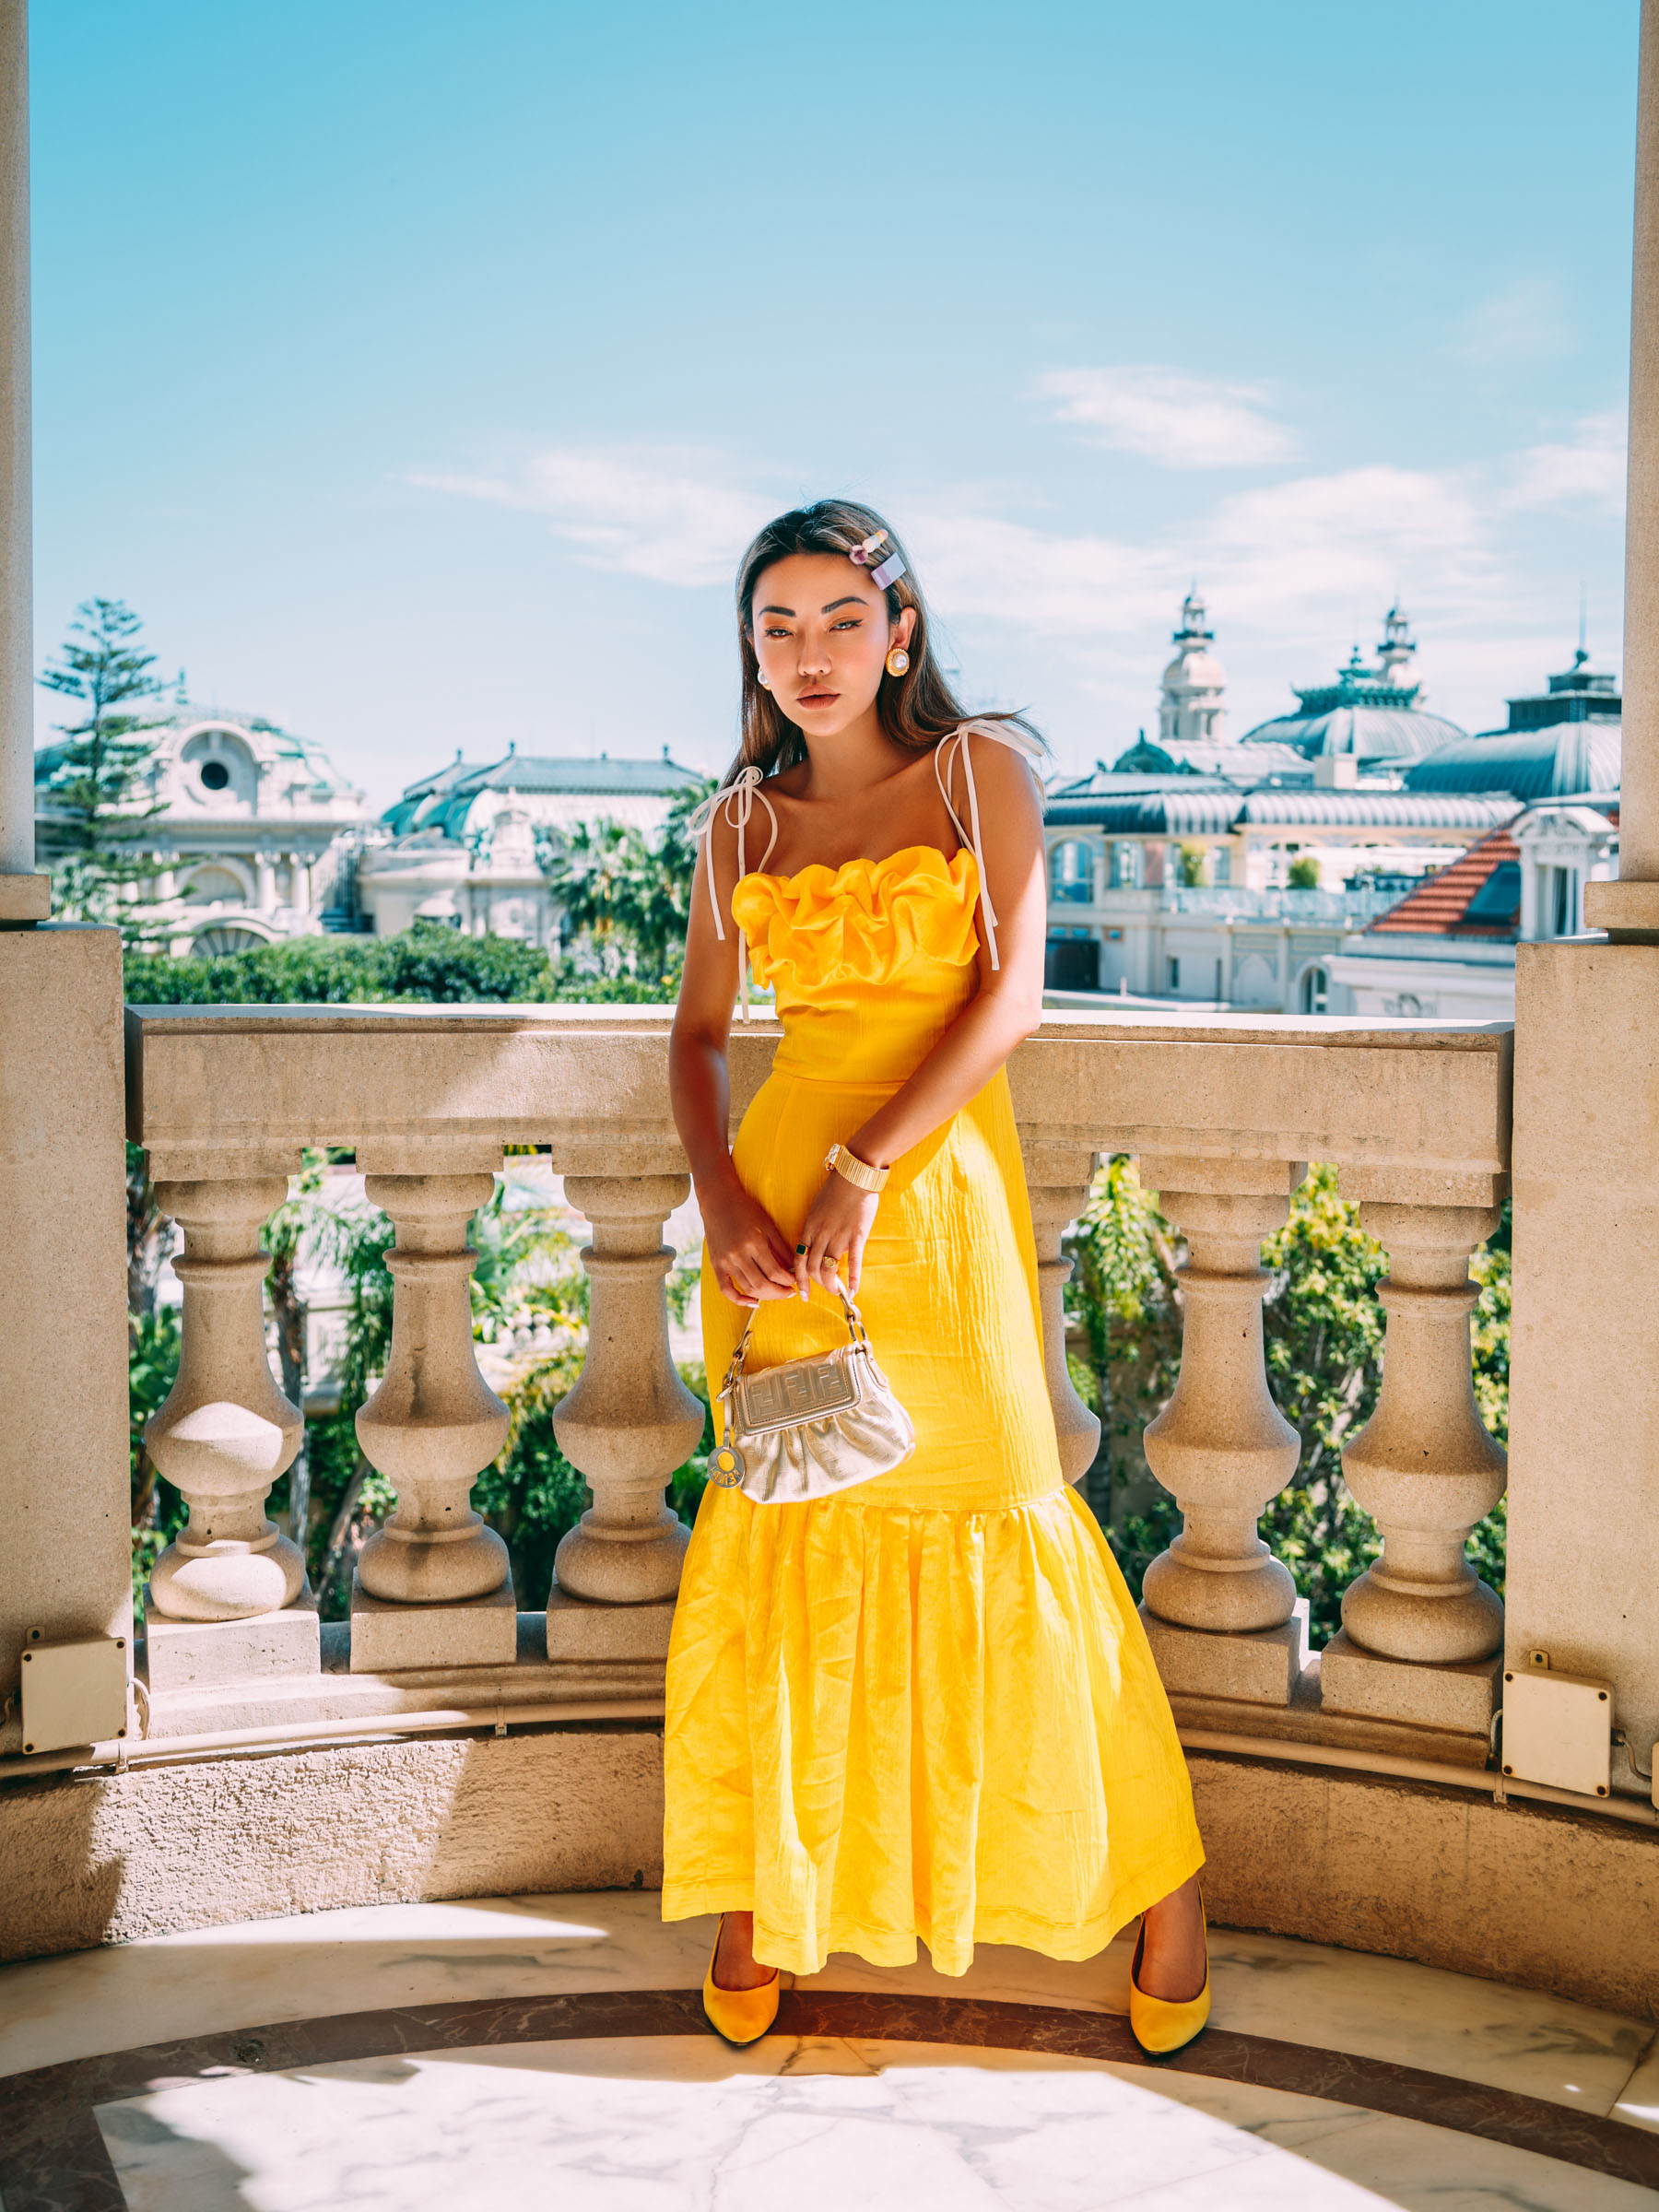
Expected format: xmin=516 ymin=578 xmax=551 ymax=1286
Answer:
xmin=1501 ymin=1658 xmax=1612 ymax=1798
xmin=19 ymin=1635 xmax=129 ymax=1756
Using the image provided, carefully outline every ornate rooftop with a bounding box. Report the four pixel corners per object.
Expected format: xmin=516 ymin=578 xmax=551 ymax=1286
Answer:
xmin=1240 ymin=610 xmax=1469 ymax=766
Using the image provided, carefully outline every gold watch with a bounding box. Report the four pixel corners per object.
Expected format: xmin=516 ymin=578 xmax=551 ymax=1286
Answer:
xmin=825 ymin=1142 xmax=889 ymax=1194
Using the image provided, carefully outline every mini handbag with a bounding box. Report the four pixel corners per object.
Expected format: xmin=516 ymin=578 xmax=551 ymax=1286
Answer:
xmin=709 ymin=1289 xmax=915 ymax=1506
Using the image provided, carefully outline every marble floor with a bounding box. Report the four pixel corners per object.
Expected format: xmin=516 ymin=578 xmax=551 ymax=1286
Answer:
xmin=3 ymin=1891 xmax=1656 ymax=2209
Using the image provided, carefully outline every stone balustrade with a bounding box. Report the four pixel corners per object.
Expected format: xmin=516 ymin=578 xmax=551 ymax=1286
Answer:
xmin=124 ymin=1002 xmax=1512 ymax=1760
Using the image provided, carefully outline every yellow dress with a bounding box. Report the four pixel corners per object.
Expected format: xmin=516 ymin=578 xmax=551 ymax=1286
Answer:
xmin=662 ymin=842 xmax=1204 ymax=1977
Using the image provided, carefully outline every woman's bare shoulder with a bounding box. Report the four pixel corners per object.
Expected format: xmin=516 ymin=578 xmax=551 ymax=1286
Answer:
xmin=944 ymin=724 xmax=1044 ymax=815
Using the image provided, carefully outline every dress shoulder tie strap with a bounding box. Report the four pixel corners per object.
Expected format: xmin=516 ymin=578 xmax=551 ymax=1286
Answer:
xmin=688 ymin=766 xmax=781 ymax=1018
xmin=932 ymin=719 xmax=1048 ymax=972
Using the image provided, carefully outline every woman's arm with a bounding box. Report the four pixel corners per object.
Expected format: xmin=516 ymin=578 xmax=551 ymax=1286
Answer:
xmin=669 ymin=809 xmax=802 ymax=1310
xmin=795 ymin=737 xmax=1048 ymax=1297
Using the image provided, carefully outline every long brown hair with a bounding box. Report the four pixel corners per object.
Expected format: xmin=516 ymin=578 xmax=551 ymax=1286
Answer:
xmin=727 ymin=498 xmax=1041 ymax=788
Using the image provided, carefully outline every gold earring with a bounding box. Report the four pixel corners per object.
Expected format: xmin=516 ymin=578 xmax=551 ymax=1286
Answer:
xmin=886 ymin=647 xmax=911 ymax=678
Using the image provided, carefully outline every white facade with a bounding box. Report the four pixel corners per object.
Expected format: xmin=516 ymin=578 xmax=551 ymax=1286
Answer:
xmin=356 ymin=749 xmax=708 ymax=947
xmin=357 ymin=801 xmax=558 ymax=942
xmin=35 ymin=706 xmax=372 ymax=954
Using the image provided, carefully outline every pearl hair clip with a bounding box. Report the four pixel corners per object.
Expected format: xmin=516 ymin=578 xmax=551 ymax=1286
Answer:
xmin=849 ymin=528 xmax=907 ymax=593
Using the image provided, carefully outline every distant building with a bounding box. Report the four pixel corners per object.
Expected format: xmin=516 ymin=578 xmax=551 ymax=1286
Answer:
xmin=356 ymin=747 xmax=707 ymax=945
xmin=1237 ymin=607 xmax=1469 ymax=776
xmin=1324 ymin=653 xmax=1623 ymax=1019
xmin=1158 ymin=592 xmax=1229 ymax=747
xmin=1404 ymin=649 xmax=1621 ymax=799
xmin=33 ymin=703 xmax=371 ymax=954
xmin=1042 ymin=600 xmax=1508 ymax=1008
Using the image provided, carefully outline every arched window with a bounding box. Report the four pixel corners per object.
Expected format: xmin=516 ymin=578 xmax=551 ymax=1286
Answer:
xmin=1049 ymin=839 xmax=1094 ymax=904
xmin=1300 ymin=964 xmax=1330 ymax=1015
xmin=183 ymin=865 xmax=249 ymax=907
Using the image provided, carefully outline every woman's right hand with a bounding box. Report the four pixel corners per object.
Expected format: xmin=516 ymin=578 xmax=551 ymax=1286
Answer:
xmin=700 ymin=1182 xmax=802 ymax=1309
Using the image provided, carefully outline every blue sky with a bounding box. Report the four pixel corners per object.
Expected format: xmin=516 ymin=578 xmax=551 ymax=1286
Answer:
xmin=31 ymin=0 xmax=1640 ymax=807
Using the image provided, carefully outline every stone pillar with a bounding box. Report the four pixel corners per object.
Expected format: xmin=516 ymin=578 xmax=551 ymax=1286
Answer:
xmin=1591 ymin=0 xmax=1659 ymax=917
xmin=144 ymin=1173 xmax=318 ymax=1690
xmin=0 ymin=931 xmax=130 ymax=1751
xmin=1517 ymin=3 xmax=1659 ymax=1790
xmin=254 ymin=851 xmax=276 ymax=913
xmin=145 ymin=1176 xmax=323 ymax=1689
xmin=290 ymin=853 xmax=312 ymax=913
xmin=1137 ymin=1158 xmax=1308 ymax=1706
xmin=351 ymin=1165 xmax=514 ymax=1671
xmin=1022 ymin=1143 xmax=1101 ymax=1487
xmin=1322 ymin=1201 xmax=1506 ymax=1750
xmin=548 ymin=1174 xmax=702 ymax=1660
xmin=0 ymin=0 xmax=31 ymax=897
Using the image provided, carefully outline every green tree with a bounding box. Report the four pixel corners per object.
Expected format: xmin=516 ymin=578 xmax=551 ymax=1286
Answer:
xmin=543 ymin=777 xmax=712 ymax=983
xmin=37 ymin=599 xmax=168 ymax=937
xmin=1287 ymin=853 xmax=1322 ymax=890
xmin=1177 ymin=843 xmax=1207 ymax=888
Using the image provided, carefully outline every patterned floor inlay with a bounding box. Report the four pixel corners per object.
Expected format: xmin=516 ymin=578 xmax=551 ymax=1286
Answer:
xmin=3 ymin=1987 xmax=1658 ymax=2210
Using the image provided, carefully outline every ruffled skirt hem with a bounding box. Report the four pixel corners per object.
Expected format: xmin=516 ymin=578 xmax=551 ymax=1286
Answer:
xmin=661 ymin=1834 xmax=1207 ymax=1979
xmin=663 ymin=1483 xmax=1205 ymax=1981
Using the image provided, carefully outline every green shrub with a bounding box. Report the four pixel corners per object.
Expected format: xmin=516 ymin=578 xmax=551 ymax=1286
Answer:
xmin=1067 ymin=1160 xmax=1510 ymax=1642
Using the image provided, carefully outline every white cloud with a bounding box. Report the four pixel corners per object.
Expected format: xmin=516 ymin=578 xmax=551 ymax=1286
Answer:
xmin=908 ymin=465 xmax=1486 ymax=646
xmin=1206 ymin=465 xmax=1489 ymax=620
xmin=1449 ymin=276 xmax=1572 ymax=367
xmin=406 ymin=426 xmax=1622 ymax=760
xmin=1032 ymin=365 xmax=1296 ymax=468
xmin=406 ymin=443 xmax=771 ymax=587
xmin=1505 ymin=412 xmax=1627 ymax=512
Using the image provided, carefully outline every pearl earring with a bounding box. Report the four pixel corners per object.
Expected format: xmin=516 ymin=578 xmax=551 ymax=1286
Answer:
xmin=757 ymin=672 xmax=771 ymax=688
xmin=886 ymin=647 xmax=911 ymax=678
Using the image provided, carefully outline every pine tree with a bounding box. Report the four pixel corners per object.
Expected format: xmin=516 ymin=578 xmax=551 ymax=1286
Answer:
xmin=38 ymin=598 xmax=168 ymax=938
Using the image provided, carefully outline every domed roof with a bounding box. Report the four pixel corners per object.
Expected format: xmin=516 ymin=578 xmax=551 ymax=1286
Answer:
xmin=1162 ymin=647 xmax=1226 ymax=693
xmin=1406 ymin=649 xmax=1622 ymax=799
xmin=1406 ymin=718 xmax=1620 ymax=799
xmin=1240 ymin=626 xmax=1467 ymax=766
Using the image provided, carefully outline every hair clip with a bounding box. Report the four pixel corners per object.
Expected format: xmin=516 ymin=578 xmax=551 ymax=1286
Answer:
xmin=849 ymin=528 xmax=907 ymax=593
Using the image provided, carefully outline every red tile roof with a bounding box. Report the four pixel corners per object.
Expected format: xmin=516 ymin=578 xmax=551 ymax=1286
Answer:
xmin=1367 ymin=826 xmax=1520 ymax=937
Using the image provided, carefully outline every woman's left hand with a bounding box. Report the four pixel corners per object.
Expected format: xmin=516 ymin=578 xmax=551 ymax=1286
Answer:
xmin=795 ymin=1172 xmax=880 ymax=1299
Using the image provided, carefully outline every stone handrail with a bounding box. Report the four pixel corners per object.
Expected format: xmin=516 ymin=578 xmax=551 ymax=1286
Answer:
xmin=124 ymin=1002 xmax=1512 ymax=1761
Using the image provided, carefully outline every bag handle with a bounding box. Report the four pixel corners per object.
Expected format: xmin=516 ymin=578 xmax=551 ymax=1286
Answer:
xmin=721 ymin=1285 xmax=869 ymax=1397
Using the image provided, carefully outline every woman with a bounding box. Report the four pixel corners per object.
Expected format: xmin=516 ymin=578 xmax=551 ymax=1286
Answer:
xmin=664 ymin=500 xmax=1207 ymax=2055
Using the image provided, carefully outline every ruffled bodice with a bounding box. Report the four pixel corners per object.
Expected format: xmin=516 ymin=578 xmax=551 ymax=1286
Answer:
xmin=733 ymin=844 xmax=980 ymax=1085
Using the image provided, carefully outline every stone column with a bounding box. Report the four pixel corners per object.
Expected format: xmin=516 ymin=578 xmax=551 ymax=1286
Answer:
xmin=1511 ymin=4 xmax=1659 ymax=1793
xmin=145 ymin=1174 xmax=318 ymax=1689
xmin=1591 ymin=0 xmax=1659 ymax=920
xmin=290 ymin=853 xmax=312 ymax=913
xmin=1322 ymin=1201 xmax=1506 ymax=1751
xmin=254 ymin=850 xmax=276 ymax=913
xmin=549 ymin=1174 xmax=702 ymax=1661
xmin=1022 ymin=1143 xmax=1101 ymax=1487
xmin=0 ymin=0 xmax=41 ymax=916
xmin=351 ymin=1165 xmax=514 ymax=1670
xmin=1137 ymin=1158 xmax=1308 ymax=1706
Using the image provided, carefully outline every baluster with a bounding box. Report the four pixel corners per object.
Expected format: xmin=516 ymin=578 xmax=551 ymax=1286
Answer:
xmin=1323 ymin=1199 xmax=1506 ymax=1745
xmin=1137 ymin=1158 xmax=1308 ymax=1705
xmin=1022 ymin=1144 xmax=1102 ymax=1488
xmin=145 ymin=1174 xmax=319 ymax=1690
xmin=548 ymin=1173 xmax=702 ymax=1660
xmin=351 ymin=1167 xmax=514 ymax=1671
